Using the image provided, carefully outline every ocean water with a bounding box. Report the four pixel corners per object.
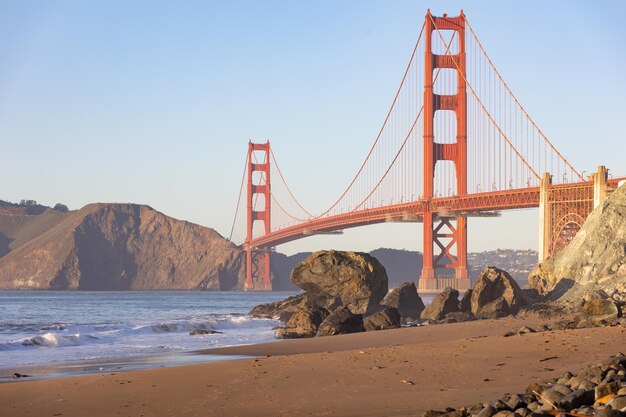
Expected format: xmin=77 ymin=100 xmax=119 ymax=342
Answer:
xmin=0 ymin=291 xmax=297 ymax=369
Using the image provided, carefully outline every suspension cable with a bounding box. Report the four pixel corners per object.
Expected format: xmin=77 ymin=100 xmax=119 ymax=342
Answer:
xmin=314 ymin=21 xmax=427 ymax=218
xmin=269 ymin=148 xmax=314 ymax=217
xmin=465 ymin=18 xmax=583 ymax=181
xmin=429 ymin=14 xmax=540 ymax=180
xmin=228 ymin=151 xmax=249 ymax=242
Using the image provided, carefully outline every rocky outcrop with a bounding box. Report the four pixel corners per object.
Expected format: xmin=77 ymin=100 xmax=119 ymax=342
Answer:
xmin=248 ymin=294 xmax=307 ymax=322
xmin=420 ymin=287 xmax=460 ymax=320
xmin=0 ymin=204 xmax=249 ymax=290
xmin=528 ymin=183 xmax=626 ymax=299
xmin=275 ymin=307 xmax=328 ymax=339
xmin=316 ymin=307 xmax=365 ymax=337
xmin=471 ymin=267 xmax=526 ymax=318
xmin=363 ymin=307 xmax=401 ymax=331
xmin=380 ymin=282 xmax=425 ymax=321
xmin=291 ymin=250 xmax=388 ymax=315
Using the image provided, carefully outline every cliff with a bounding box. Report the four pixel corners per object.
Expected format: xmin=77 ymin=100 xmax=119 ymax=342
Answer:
xmin=529 ymin=183 xmax=626 ymax=299
xmin=0 ymin=204 xmax=247 ymax=290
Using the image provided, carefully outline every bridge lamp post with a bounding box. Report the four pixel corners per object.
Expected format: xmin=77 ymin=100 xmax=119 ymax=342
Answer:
xmin=563 ymin=173 xmax=568 ymax=183
xmin=492 ymin=181 xmax=497 ymax=191
xmin=476 ymin=184 xmax=482 ymax=193
xmin=509 ymin=180 xmax=513 ymax=189
xmin=582 ymin=170 xmax=586 ymax=180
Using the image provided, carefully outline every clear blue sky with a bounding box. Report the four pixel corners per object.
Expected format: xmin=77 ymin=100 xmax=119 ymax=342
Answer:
xmin=1 ymin=1 xmax=624 ymax=256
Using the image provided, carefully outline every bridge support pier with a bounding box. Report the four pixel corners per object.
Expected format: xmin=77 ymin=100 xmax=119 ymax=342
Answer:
xmin=538 ymin=165 xmax=608 ymax=263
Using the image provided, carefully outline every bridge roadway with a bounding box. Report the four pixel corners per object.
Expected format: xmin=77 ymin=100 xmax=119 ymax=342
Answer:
xmin=246 ymin=178 xmax=624 ymax=249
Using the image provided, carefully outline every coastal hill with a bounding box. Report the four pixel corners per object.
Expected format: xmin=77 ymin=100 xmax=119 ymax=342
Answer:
xmin=0 ymin=203 xmax=249 ymax=290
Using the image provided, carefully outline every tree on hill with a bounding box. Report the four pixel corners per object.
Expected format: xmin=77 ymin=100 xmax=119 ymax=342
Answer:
xmin=53 ymin=203 xmax=69 ymax=212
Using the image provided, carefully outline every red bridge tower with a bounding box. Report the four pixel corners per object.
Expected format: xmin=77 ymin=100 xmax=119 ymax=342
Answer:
xmin=244 ymin=141 xmax=272 ymax=291
xmin=419 ymin=10 xmax=471 ymax=291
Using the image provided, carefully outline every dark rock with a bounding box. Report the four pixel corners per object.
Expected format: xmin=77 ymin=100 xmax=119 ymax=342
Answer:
xmin=275 ymin=307 xmax=328 ymax=339
xmin=316 ymin=307 xmax=365 ymax=337
xmin=189 ymin=329 xmax=223 ymax=335
xmin=363 ymin=307 xmax=401 ymax=331
xmin=513 ymin=408 xmax=531 ymax=417
xmin=380 ymin=282 xmax=425 ymax=321
xmin=421 ymin=287 xmax=460 ymax=320
xmin=492 ymin=411 xmax=515 ymax=417
xmin=460 ymin=289 xmax=473 ymax=312
xmin=559 ymin=389 xmax=594 ymax=410
xmin=583 ymin=299 xmax=622 ymax=321
xmin=594 ymin=409 xmax=626 ymax=417
xmin=596 ymin=380 xmax=622 ymax=401
xmin=490 ymin=400 xmax=511 ymax=411
xmin=471 ymin=267 xmax=525 ymax=318
xmin=291 ymin=250 xmax=388 ymax=315
xmin=12 ymin=372 xmax=29 ymax=378
xmin=441 ymin=410 xmax=466 ymax=417
xmin=504 ymin=394 xmax=529 ymax=410
xmin=249 ymin=293 xmax=307 ymax=322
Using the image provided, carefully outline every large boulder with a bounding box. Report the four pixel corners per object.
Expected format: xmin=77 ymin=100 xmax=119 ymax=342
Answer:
xmin=316 ymin=307 xmax=365 ymax=337
xmin=275 ymin=307 xmax=328 ymax=339
xmin=420 ymin=287 xmax=460 ymax=320
xmin=380 ymin=282 xmax=425 ymax=321
xmin=582 ymin=299 xmax=622 ymax=322
xmin=248 ymin=293 xmax=307 ymax=322
xmin=528 ymin=183 xmax=626 ymax=299
xmin=291 ymin=250 xmax=388 ymax=315
xmin=471 ymin=267 xmax=525 ymax=318
xmin=363 ymin=307 xmax=401 ymax=331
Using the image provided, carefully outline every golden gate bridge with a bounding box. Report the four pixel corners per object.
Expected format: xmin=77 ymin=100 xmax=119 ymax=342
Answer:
xmin=230 ymin=10 xmax=625 ymax=291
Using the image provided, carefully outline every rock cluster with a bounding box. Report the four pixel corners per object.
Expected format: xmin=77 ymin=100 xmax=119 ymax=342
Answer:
xmin=422 ymin=353 xmax=626 ymax=417
xmin=251 ymin=250 xmax=408 ymax=338
xmin=418 ymin=266 xmax=527 ymax=323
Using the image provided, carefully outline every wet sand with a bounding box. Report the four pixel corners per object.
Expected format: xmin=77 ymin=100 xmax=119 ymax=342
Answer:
xmin=0 ymin=315 xmax=624 ymax=417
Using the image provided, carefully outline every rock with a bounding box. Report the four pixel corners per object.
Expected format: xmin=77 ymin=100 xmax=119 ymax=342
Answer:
xmin=596 ymin=381 xmax=622 ymax=401
xmin=380 ymin=282 xmax=425 ymax=321
xmin=559 ymin=389 xmax=594 ymax=410
xmin=422 ymin=410 xmax=447 ymax=417
xmin=441 ymin=410 xmax=466 ymax=417
xmin=363 ymin=307 xmax=401 ymax=331
xmin=539 ymin=388 xmax=565 ymax=405
xmin=291 ymin=250 xmax=388 ymax=315
xmin=550 ymin=384 xmax=572 ymax=396
xmin=249 ymin=294 xmax=307 ymax=322
xmin=275 ymin=307 xmax=328 ymax=339
xmin=583 ymin=299 xmax=622 ymax=321
xmin=579 ymin=365 xmax=605 ymax=385
xmin=513 ymin=408 xmax=531 ymax=417
xmin=189 ymin=329 xmax=223 ymax=335
xmin=490 ymin=399 xmax=511 ymax=411
xmin=527 ymin=183 xmax=626 ymax=299
xmin=459 ymin=289 xmax=473 ymax=312
xmin=504 ymin=394 xmax=528 ymax=410
xmin=475 ymin=297 xmax=511 ymax=319
xmin=444 ymin=311 xmax=475 ymax=323
xmin=471 ymin=267 xmax=525 ymax=318
xmin=316 ymin=307 xmax=365 ymax=337
xmin=608 ymin=396 xmax=626 ymax=411
xmin=594 ymin=409 xmax=626 ymax=417
xmin=476 ymin=405 xmax=497 ymax=417
xmin=492 ymin=411 xmax=515 ymax=417
xmin=421 ymin=287 xmax=460 ymax=320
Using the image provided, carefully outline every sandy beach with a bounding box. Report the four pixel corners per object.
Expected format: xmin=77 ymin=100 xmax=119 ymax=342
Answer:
xmin=1 ymin=314 xmax=624 ymax=417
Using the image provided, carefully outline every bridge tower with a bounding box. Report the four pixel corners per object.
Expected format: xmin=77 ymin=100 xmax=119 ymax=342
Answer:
xmin=244 ymin=141 xmax=272 ymax=291
xmin=419 ymin=10 xmax=471 ymax=291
